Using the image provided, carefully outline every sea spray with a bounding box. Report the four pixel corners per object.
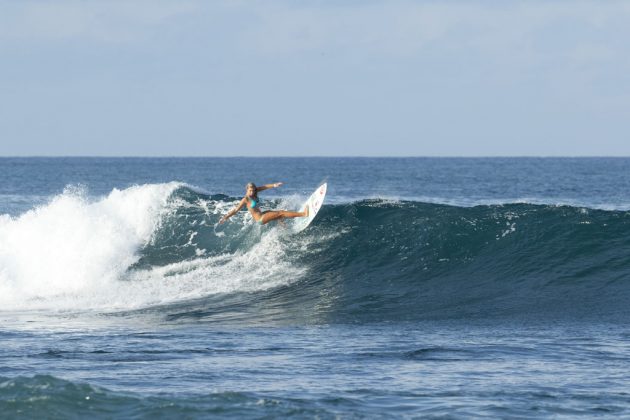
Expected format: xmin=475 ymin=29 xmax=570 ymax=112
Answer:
xmin=0 ymin=183 xmax=180 ymax=309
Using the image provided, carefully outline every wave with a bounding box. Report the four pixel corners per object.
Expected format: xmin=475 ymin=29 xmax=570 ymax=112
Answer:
xmin=0 ymin=375 xmax=327 ymax=418
xmin=1 ymin=184 xmax=630 ymax=322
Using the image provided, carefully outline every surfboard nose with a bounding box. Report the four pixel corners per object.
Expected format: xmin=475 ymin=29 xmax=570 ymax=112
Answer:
xmin=293 ymin=183 xmax=327 ymax=233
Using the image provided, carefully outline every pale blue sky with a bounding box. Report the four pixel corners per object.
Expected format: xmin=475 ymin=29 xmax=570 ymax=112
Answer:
xmin=1 ymin=1 xmax=629 ymax=156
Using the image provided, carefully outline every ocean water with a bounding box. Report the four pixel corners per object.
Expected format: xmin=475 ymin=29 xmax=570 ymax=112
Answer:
xmin=1 ymin=157 xmax=630 ymax=418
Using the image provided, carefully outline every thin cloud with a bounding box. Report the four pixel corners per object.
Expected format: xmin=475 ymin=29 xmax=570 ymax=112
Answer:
xmin=238 ymin=1 xmax=630 ymax=62
xmin=0 ymin=0 xmax=197 ymax=44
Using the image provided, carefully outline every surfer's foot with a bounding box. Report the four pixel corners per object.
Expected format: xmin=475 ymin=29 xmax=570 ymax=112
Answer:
xmin=303 ymin=205 xmax=309 ymax=217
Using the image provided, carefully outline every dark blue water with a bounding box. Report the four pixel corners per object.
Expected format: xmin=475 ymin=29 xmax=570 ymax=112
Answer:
xmin=1 ymin=158 xmax=630 ymax=418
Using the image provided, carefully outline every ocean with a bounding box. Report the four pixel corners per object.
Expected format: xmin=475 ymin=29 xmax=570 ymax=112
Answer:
xmin=1 ymin=157 xmax=630 ymax=418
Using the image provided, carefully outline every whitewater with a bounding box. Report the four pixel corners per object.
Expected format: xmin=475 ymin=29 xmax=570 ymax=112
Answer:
xmin=0 ymin=182 xmax=309 ymax=312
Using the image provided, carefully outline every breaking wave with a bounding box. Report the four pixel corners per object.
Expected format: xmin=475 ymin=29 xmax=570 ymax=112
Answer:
xmin=2 ymin=184 xmax=629 ymax=323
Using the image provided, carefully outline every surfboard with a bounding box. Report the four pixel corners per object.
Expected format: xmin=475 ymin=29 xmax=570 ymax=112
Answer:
xmin=293 ymin=183 xmax=327 ymax=233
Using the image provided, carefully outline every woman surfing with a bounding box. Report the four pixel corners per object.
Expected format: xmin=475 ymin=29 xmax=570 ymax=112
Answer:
xmin=219 ymin=182 xmax=309 ymax=225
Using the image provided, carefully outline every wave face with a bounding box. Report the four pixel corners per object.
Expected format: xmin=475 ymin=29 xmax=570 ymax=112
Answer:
xmin=2 ymin=184 xmax=630 ymax=322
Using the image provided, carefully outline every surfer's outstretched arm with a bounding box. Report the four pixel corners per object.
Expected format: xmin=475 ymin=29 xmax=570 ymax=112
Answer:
xmin=256 ymin=182 xmax=283 ymax=192
xmin=219 ymin=197 xmax=246 ymax=224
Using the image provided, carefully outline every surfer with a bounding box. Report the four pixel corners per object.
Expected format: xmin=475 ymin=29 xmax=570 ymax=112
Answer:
xmin=219 ymin=182 xmax=309 ymax=225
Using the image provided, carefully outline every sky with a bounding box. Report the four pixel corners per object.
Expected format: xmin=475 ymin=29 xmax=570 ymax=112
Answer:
xmin=1 ymin=0 xmax=629 ymax=157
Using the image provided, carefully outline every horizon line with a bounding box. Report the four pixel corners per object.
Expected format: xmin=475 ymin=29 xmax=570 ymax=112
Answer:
xmin=2 ymin=155 xmax=630 ymax=159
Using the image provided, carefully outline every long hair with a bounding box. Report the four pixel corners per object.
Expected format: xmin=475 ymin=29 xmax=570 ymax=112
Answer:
xmin=246 ymin=182 xmax=258 ymax=198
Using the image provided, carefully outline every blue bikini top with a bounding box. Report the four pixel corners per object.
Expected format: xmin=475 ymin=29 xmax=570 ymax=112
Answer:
xmin=249 ymin=197 xmax=259 ymax=208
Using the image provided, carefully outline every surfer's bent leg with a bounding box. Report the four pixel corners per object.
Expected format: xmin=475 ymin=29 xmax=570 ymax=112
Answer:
xmin=260 ymin=208 xmax=308 ymax=225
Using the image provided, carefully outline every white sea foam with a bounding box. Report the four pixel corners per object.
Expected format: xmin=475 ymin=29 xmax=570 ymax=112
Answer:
xmin=0 ymin=183 xmax=305 ymax=312
xmin=120 ymin=229 xmax=306 ymax=308
xmin=0 ymin=183 xmax=179 ymax=309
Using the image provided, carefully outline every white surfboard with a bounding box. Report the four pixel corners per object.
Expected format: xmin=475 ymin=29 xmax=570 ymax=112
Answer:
xmin=293 ymin=183 xmax=327 ymax=233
